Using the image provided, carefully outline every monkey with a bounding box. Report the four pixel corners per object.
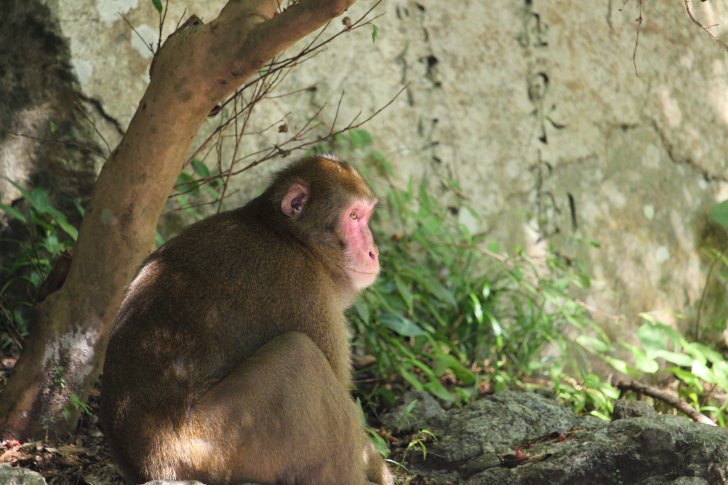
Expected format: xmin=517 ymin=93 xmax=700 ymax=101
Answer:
xmin=100 ymin=155 xmax=393 ymax=485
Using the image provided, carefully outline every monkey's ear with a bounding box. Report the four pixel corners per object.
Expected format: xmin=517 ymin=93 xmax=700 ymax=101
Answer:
xmin=281 ymin=183 xmax=309 ymax=217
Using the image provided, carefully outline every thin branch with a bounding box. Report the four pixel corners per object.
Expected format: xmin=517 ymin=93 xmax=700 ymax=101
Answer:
xmin=632 ymin=0 xmax=642 ymax=76
xmin=684 ymin=0 xmax=728 ymax=52
xmin=614 ymin=379 xmax=716 ymax=426
xmin=120 ymin=14 xmax=155 ymax=55
xmin=217 ymin=68 xmax=277 ymax=212
xmin=215 ymin=0 xmax=382 ymax=115
xmin=156 ymin=0 xmax=170 ymax=54
xmin=329 ymin=90 xmax=346 ymax=135
xmin=227 ymin=84 xmax=406 ymax=178
xmin=171 ymin=1 xmax=389 ymax=205
xmin=75 ymin=106 xmax=111 ymax=156
xmin=0 ymin=130 xmax=106 ymax=158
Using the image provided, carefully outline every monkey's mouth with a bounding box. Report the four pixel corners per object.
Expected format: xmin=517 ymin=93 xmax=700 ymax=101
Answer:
xmin=347 ymin=267 xmax=379 ymax=276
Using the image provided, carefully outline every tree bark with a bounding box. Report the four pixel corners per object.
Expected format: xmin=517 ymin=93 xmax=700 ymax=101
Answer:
xmin=0 ymin=0 xmax=356 ymax=440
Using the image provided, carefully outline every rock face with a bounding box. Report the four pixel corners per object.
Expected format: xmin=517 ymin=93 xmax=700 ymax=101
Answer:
xmin=4 ymin=393 xmax=727 ymax=484
xmin=0 ymin=464 xmax=46 ymax=485
xmin=2 ymin=2 xmax=728 ymax=336
xmin=389 ymin=391 xmax=728 ymax=485
xmin=0 ymin=1 xmax=100 ymax=206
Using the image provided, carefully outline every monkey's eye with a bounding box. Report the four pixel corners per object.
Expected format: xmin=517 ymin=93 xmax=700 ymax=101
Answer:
xmin=349 ymin=210 xmax=359 ymax=221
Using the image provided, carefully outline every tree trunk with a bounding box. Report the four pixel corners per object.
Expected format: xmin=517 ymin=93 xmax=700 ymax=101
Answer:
xmin=0 ymin=0 xmax=356 ymax=440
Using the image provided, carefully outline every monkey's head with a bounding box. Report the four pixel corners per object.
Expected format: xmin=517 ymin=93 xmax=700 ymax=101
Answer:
xmin=269 ymin=155 xmax=380 ymax=292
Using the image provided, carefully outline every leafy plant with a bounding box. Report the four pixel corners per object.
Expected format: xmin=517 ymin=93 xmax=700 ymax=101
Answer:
xmin=63 ymin=392 xmax=93 ymax=420
xmin=0 ymin=182 xmax=80 ymax=347
xmin=709 ymin=200 xmax=728 ymax=230
xmin=158 ymin=159 xmax=226 ymax=244
xmin=330 ymin=136 xmax=615 ymax=415
xmin=402 ymin=429 xmax=436 ymax=463
xmin=588 ymin=315 xmax=728 ymax=425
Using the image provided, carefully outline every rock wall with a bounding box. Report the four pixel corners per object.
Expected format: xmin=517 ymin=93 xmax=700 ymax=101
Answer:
xmin=4 ymin=1 xmax=728 ymax=340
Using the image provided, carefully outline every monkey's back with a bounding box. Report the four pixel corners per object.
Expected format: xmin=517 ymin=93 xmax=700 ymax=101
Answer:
xmin=100 ymin=200 xmax=348 ymax=466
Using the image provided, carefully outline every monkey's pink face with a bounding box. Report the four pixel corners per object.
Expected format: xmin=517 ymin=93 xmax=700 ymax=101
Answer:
xmin=342 ymin=199 xmax=379 ymax=290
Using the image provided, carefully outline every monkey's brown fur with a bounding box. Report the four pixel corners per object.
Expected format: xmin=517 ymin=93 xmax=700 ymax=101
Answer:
xmin=100 ymin=155 xmax=391 ymax=485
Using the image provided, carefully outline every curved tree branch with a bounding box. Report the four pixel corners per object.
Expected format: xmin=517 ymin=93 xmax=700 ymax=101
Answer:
xmin=615 ymin=379 xmax=716 ymax=426
xmin=0 ymin=0 xmax=357 ymax=440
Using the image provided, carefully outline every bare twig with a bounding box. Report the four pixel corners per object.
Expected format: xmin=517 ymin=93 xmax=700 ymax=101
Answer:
xmin=156 ymin=0 xmax=170 ymax=53
xmin=212 ymin=0 xmax=383 ymax=117
xmin=217 ymin=66 xmax=278 ymax=212
xmin=632 ymin=0 xmax=642 ymax=76
xmin=75 ymin=107 xmax=111 ymax=155
xmin=120 ymin=14 xmax=155 ymax=55
xmin=1 ymin=130 xmax=106 ymax=158
xmin=614 ymin=379 xmax=716 ymax=426
xmin=226 ymin=84 xmax=406 ymax=178
xmin=684 ymin=0 xmax=728 ymax=52
xmin=169 ymin=1 xmax=389 ymax=209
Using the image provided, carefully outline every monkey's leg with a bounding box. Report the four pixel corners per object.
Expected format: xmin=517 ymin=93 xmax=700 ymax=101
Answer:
xmin=175 ymin=331 xmax=372 ymax=485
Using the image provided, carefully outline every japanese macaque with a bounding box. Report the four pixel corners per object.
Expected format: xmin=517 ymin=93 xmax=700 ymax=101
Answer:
xmin=100 ymin=155 xmax=392 ymax=485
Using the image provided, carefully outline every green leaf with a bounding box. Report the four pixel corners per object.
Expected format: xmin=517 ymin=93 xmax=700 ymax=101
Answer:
xmin=348 ymin=129 xmax=373 ymax=148
xmin=176 ymin=173 xmax=199 ymax=194
xmin=624 ymin=343 xmax=659 ymax=374
xmin=690 ymin=343 xmax=724 ymax=364
xmin=371 ymin=24 xmax=380 ymax=44
xmin=353 ymin=301 xmax=370 ymax=324
xmin=638 ymin=323 xmax=666 ymax=357
xmin=0 ymin=203 xmax=27 ymax=223
xmin=49 ymin=120 xmax=59 ymax=134
xmin=682 ymin=342 xmax=708 ymax=365
xmin=485 ymin=309 xmax=503 ymax=337
xmin=151 ymin=0 xmax=163 ymax=13
xmin=6 ymin=179 xmax=31 ymax=199
xmin=469 ymin=294 xmax=483 ymax=324
xmin=380 ymin=315 xmax=425 ymax=337
xmin=576 ymin=335 xmax=611 ymax=353
xmin=394 ymin=275 xmax=413 ymax=310
xmin=712 ymin=361 xmax=728 ymax=391
xmin=424 ymin=379 xmax=454 ymax=402
xmin=691 ymin=360 xmax=715 ymax=384
xmin=653 ymin=350 xmax=693 ymax=367
xmin=29 ymin=188 xmax=51 ymax=214
xmin=709 ymin=200 xmax=728 ymax=230
xmin=420 ymin=278 xmax=457 ymax=308
xmin=604 ymin=356 xmax=632 ymax=375
xmin=56 ymin=218 xmax=78 ymax=241
xmin=73 ymin=199 xmax=85 ymax=216
xmin=191 ymin=159 xmax=210 ymax=178
xmin=434 ymin=354 xmax=475 ymax=385
xmin=400 ymin=368 xmax=424 ymax=391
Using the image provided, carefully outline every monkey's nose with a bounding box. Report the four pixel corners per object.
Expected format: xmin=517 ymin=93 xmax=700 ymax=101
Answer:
xmin=369 ymin=250 xmax=377 ymax=260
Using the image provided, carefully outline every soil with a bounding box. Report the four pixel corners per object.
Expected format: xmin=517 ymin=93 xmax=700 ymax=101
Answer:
xmin=0 ymin=360 xmax=125 ymax=484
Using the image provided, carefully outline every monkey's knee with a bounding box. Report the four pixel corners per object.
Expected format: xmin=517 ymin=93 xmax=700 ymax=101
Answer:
xmin=183 ymin=332 xmax=367 ymax=483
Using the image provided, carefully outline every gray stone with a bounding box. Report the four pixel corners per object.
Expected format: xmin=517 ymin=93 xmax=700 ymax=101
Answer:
xmin=406 ymin=392 xmax=728 ymax=485
xmin=428 ymin=391 xmax=585 ymax=464
xmin=381 ymin=390 xmax=446 ymax=433
xmin=612 ymin=398 xmax=658 ymax=420
xmin=0 ymin=464 xmax=47 ymax=485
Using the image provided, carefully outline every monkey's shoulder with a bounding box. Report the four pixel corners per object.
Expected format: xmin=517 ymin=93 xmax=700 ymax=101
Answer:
xmin=136 ymin=206 xmax=331 ymax=296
